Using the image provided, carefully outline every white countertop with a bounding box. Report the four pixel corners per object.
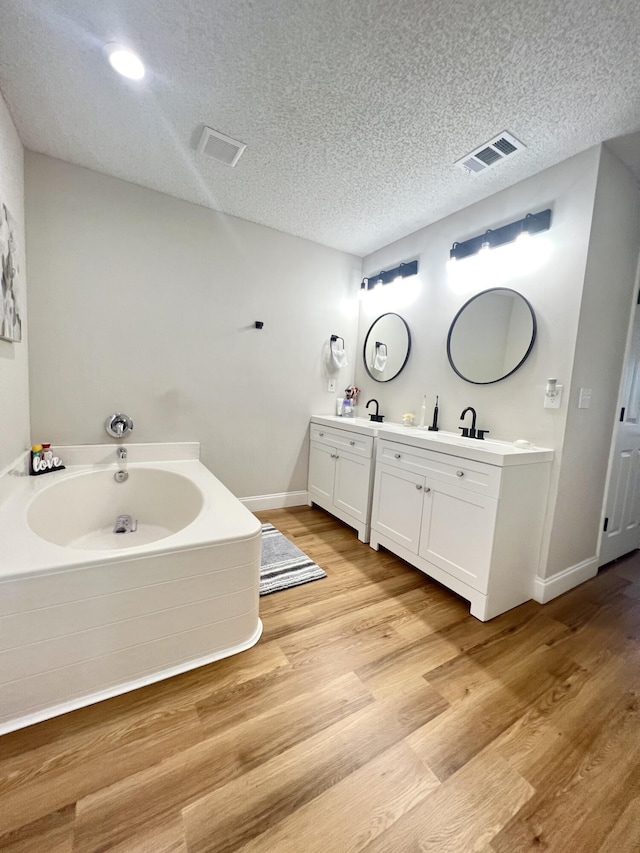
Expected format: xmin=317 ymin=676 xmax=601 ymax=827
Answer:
xmin=310 ymin=415 xmax=387 ymax=436
xmin=311 ymin=415 xmax=554 ymax=466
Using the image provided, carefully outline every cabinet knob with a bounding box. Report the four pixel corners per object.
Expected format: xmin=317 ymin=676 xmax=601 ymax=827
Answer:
xmin=319 ymin=432 xmax=324 ymax=436
xmin=349 ymin=440 xmax=355 ymax=445
xmin=425 ymin=487 xmax=431 ymax=492
xmin=415 ymin=484 xmax=422 ymax=490
xmin=394 ymin=453 xmax=401 ymax=459
xmin=456 ymin=470 xmax=464 ymax=477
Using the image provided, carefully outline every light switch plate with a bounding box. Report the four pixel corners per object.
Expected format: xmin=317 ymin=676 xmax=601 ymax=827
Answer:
xmin=578 ymin=387 xmax=592 ymax=409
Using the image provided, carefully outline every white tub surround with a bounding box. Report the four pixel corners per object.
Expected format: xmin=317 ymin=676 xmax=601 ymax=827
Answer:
xmin=370 ymin=429 xmax=553 ymax=621
xmin=0 ymin=443 xmax=262 ymax=735
xmin=308 ymin=416 xmax=393 ymax=542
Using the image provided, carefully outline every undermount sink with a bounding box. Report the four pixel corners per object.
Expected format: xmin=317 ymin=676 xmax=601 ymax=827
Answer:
xmin=376 ymin=427 xmax=553 ymax=466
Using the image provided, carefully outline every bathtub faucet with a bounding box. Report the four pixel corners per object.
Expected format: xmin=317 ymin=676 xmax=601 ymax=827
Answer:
xmin=113 ymin=514 xmax=137 ymax=534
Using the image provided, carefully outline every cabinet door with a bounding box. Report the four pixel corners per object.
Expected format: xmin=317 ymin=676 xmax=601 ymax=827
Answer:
xmin=418 ymin=480 xmax=497 ymax=592
xmin=371 ymin=463 xmax=425 ymax=554
xmin=308 ymin=441 xmax=335 ymax=503
xmin=333 ymin=450 xmax=370 ymax=522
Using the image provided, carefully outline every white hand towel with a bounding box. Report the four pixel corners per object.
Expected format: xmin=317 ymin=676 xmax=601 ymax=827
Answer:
xmin=373 ymin=352 xmax=388 ymax=371
xmin=332 ymin=346 xmax=348 ymax=368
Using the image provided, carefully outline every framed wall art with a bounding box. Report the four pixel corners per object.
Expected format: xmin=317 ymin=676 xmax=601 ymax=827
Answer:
xmin=0 ymin=201 xmax=22 ymax=342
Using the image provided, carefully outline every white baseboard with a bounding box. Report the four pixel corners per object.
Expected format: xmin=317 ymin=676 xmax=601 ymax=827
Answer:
xmin=240 ymin=491 xmax=309 ymax=512
xmin=533 ymin=556 xmax=599 ymax=604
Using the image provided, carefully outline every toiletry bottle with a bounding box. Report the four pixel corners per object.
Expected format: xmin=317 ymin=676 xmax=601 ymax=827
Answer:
xmin=42 ymin=443 xmax=53 ymax=462
xmin=30 ymin=444 xmax=43 ymax=475
xmin=418 ymin=396 xmax=427 ymax=429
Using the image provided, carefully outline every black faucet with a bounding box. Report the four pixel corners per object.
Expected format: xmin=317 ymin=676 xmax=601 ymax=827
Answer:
xmin=459 ymin=406 xmax=489 ymax=440
xmin=366 ymin=399 xmax=384 ymax=422
xmin=459 ymin=407 xmax=476 ymax=438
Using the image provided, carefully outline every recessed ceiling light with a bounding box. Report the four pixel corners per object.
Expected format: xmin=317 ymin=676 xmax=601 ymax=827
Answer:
xmin=105 ymin=43 xmax=145 ymax=80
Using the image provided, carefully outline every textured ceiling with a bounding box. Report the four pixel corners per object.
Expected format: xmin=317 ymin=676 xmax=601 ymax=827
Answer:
xmin=1 ymin=0 xmax=639 ymax=256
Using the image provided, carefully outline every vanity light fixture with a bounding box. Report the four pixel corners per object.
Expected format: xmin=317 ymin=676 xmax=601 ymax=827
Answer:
xmin=105 ymin=43 xmax=146 ymax=80
xmin=360 ymin=259 xmax=418 ymax=291
xmin=449 ymin=209 xmax=551 ymax=262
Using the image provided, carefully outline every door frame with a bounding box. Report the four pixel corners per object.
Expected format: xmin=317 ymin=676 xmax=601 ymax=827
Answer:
xmin=598 ymin=255 xmax=640 ymax=564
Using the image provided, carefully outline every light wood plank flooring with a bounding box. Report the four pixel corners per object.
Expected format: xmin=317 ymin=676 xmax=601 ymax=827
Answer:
xmin=1 ymin=505 xmax=639 ymax=852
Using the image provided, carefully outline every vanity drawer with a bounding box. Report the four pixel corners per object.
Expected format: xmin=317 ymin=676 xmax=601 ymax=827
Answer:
xmin=310 ymin=425 xmax=373 ymax=458
xmin=377 ymin=440 xmax=501 ymax=498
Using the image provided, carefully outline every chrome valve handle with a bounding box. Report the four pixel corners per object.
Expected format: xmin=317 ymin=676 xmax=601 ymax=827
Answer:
xmin=105 ymin=413 xmax=134 ymax=439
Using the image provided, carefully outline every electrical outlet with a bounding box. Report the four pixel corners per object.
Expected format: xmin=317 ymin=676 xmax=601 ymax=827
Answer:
xmin=328 ymin=379 xmax=336 ymax=392
xmin=544 ymin=385 xmax=563 ymax=409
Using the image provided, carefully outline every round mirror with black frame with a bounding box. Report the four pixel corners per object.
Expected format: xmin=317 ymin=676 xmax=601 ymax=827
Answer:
xmin=363 ymin=313 xmax=411 ymax=382
xmin=447 ymin=288 xmax=536 ymax=385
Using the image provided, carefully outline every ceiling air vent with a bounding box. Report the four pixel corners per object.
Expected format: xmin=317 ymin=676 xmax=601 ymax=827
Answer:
xmin=455 ymin=131 xmax=525 ymax=175
xmin=197 ymin=126 xmax=246 ymax=167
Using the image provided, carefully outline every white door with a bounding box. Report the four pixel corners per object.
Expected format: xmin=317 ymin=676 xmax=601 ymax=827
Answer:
xmin=333 ymin=450 xmax=370 ymax=522
xmin=308 ymin=442 xmax=335 ymax=504
xmin=600 ymin=303 xmax=640 ymax=565
xmin=371 ymin=464 xmax=425 ymax=554
xmin=418 ymin=481 xmax=497 ymax=593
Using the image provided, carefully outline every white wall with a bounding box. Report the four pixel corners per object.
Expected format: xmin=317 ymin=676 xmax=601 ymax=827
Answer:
xmin=545 ymin=145 xmax=640 ymax=577
xmin=356 ymin=148 xmax=601 ymax=442
xmin=355 ymin=147 xmax=605 ymax=579
xmin=0 ymin=91 xmax=29 ymax=472
xmin=25 ymin=153 xmax=360 ymax=499
xmin=23 ymin=144 xmax=640 ymax=582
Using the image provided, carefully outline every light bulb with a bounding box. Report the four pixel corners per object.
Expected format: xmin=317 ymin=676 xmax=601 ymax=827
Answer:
xmin=105 ymin=44 xmax=145 ymax=80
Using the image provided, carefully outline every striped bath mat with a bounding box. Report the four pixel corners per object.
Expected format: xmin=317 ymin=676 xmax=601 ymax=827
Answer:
xmin=260 ymin=523 xmax=327 ymax=595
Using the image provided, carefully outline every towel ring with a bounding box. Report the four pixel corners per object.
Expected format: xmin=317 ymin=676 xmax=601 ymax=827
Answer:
xmin=375 ymin=341 xmax=388 ymax=355
xmin=330 ymin=335 xmax=345 ymax=350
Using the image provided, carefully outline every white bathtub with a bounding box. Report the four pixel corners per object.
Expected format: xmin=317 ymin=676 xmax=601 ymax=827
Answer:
xmin=0 ymin=443 xmax=262 ymax=735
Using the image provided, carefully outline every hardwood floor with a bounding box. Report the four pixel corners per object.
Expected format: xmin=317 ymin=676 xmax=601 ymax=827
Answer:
xmin=1 ymin=505 xmax=639 ymax=851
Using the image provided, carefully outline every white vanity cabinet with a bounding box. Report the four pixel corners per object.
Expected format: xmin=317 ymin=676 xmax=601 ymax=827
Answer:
xmin=371 ymin=433 xmax=553 ymax=621
xmin=308 ymin=418 xmax=377 ymax=542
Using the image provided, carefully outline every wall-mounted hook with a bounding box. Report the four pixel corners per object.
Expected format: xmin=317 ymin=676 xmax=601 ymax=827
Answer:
xmin=255 ymin=321 xmax=264 ymax=329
